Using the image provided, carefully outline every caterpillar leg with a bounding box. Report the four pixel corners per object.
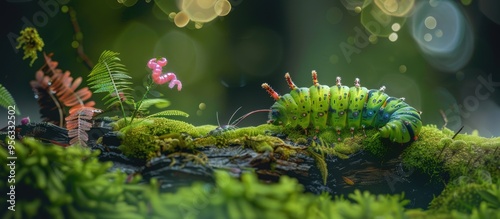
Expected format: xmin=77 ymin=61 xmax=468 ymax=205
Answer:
xmin=361 ymin=125 xmax=367 ymax=137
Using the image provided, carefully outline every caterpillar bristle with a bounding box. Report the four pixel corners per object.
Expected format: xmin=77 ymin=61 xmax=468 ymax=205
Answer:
xmin=284 ymin=73 xmax=297 ymax=90
xmin=336 ymin=77 xmax=342 ymax=86
xmin=354 ymin=78 xmax=360 ymax=87
xmin=262 ymin=83 xmax=280 ymax=101
xmin=312 ymin=70 xmax=319 ymax=86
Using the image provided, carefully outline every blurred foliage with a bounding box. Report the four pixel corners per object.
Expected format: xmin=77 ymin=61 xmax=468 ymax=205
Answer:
xmin=0 ymin=138 xmax=143 ymax=219
xmin=1 ymin=137 xmax=500 ymax=218
xmin=16 ymin=27 xmax=44 ymax=66
xmin=429 ymin=172 xmax=496 ymax=214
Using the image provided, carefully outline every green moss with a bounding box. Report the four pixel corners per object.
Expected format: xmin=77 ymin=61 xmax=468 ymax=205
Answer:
xmin=3 ymin=139 xmax=500 ymax=218
xmin=193 ymin=124 xmax=218 ymax=136
xmin=0 ymin=138 xmax=144 ymax=219
xmin=401 ymin=125 xmax=500 ymax=179
xmin=401 ymin=125 xmax=458 ymax=177
xmin=147 ymin=171 xmax=412 ymax=219
xmin=118 ymin=117 xmax=198 ymax=160
xmin=16 ymin=27 xmax=44 ymax=66
xmin=429 ymin=176 xmax=497 ymax=214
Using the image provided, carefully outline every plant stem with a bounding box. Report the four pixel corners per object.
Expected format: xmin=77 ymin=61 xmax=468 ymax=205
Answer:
xmin=103 ymin=61 xmax=129 ymax=125
xmin=129 ymin=79 xmax=155 ymax=125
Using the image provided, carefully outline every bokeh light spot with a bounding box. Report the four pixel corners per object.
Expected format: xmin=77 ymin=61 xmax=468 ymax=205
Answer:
xmin=388 ymin=32 xmax=398 ymax=42
xmin=114 ymin=22 xmax=159 ymax=78
xmin=354 ymin=6 xmax=362 ymax=13
xmin=340 ymin=0 xmax=367 ymax=11
xmin=410 ymin=0 xmax=474 ymax=72
xmin=424 ymin=16 xmax=437 ymax=29
xmin=182 ymin=0 xmax=218 ymax=22
xmin=423 ymin=33 xmax=432 ymax=42
xmin=174 ymin=11 xmax=189 ymax=27
xmin=199 ymin=102 xmax=206 ymax=110
xmin=196 ymin=0 xmax=215 ymax=9
xmin=214 ymin=0 xmax=231 ymax=16
xmin=361 ymin=3 xmax=406 ymax=37
xmin=399 ymin=65 xmax=407 ymax=73
xmin=374 ymin=0 xmax=415 ymax=17
xmin=61 ymin=5 xmax=68 ymax=13
xmin=391 ymin=23 xmax=401 ymax=31
xmin=461 ymin=0 xmax=472 ymax=5
xmin=435 ymin=29 xmax=443 ymax=37
xmin=169 ymin=12 xmax=176 ymax=19
xmin=71 ymin=41 xmax=79 ymax=48
xmin=118 ymin=0 xmax=138 ymax=7
xmin=154 ymin=30 xmax=203 ymax=83
xmin=159 ymin=0 xmax=233 ymax=29
xmin=429 ymin=0 xmax=439 ymax=7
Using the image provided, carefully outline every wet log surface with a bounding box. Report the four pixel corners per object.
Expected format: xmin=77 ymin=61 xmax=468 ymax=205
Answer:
xmin=1 ymin=121 xmax=445 ymax=209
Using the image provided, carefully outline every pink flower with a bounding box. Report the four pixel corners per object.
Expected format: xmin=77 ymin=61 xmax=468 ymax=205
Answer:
xmin=156 ymin=57 xmax=167 ymax=67
xmin=147 ymin=57 xmax=182 ymax=91
xmin=21 ymin=116 xmax=30 ymax=125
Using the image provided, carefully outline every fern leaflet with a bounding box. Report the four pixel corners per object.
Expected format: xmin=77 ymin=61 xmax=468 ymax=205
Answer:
xmin=0 ymin=84 xmax=20 ymax=115
xmin=87 ymin=50 xmax=133 ymax=122
xmin=65 ymin=106 xmax=101 ymax=146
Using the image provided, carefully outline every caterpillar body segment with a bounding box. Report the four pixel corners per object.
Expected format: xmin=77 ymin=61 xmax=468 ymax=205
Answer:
xmin=347 ymin=81 xmax=369 ymax=131
xmin=262 ymin=71 xmax=422 ymax=143
xmin=329 ymin=81 xmax=350 ymax=134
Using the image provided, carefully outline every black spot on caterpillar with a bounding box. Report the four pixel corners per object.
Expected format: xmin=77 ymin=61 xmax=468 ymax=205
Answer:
xmin=261 ymin=71 xmax=422 ymax=143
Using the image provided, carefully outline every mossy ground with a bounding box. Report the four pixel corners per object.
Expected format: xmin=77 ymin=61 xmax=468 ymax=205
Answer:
xmin=113 ymin=118 xmax=500 ymax=217
xmin=401 ymin=125 xmax=500 ymax=180
xmin=3 ymin=138 xmax=500 ymax=218
xmin=116 ymin=118 xmax=500 ymax=181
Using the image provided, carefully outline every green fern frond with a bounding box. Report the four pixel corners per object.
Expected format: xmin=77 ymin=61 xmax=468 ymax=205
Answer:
xmin=0 ymin=84 xmax=21 ymax=115
xmin=88 ymin=50 xmax=133 ymax=122
xmin=136 ymin=98 xmax=171 ymax=113
xmin=146 ymin=110 xmax=189 ymax=118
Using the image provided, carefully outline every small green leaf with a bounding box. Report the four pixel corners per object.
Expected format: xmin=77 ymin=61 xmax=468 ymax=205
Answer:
xmin=136 ymin=99 xmax=170 ymax=113
xmin=146 ymin=110 xmax=189 ymax=118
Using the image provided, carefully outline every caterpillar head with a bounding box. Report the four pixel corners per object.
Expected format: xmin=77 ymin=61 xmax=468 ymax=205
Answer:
xmin=268 ymin=104 xmax=287 ymax=126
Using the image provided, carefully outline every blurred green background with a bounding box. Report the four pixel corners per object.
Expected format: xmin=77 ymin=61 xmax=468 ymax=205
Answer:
xmin=1 ymin=0 xmax=499 ymax=137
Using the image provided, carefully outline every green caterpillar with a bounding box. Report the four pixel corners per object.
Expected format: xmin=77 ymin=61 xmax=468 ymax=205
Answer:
xmin=261 ymin=71 xmax=422 ymax=143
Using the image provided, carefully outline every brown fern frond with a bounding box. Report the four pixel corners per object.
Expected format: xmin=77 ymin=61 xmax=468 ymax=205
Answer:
xmin=40 ymin=52 xmax=59 ymax=76
xmin=50 ymin=70 xmax=95 ymax=112
xmin=65 ymin=106 xmax=102 ymax=146
xmin=31 ymin=70 xmax=65 ymax=126
xmin=31 ymin=53 xmax=95 ymax=127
